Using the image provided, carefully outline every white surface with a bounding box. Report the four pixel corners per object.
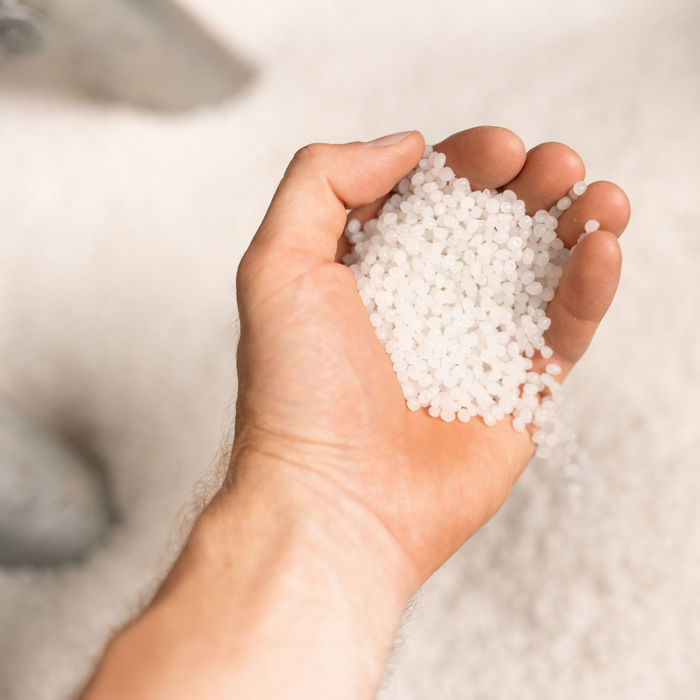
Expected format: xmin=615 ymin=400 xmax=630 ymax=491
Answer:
xmin=1 ymin=0 xmax=699 ymax=697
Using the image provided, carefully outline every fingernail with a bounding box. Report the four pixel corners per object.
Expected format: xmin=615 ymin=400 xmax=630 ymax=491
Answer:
xmin=367 ymin=131 xmax=413 ymax=147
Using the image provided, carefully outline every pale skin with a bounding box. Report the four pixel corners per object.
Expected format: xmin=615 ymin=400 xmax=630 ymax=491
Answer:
xmin=81 ymin=127 xmax=630 ymax=699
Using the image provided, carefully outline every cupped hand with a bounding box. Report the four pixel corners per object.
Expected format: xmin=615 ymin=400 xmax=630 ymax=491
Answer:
xmin=231 ymin=127 xmax=630 ymax=590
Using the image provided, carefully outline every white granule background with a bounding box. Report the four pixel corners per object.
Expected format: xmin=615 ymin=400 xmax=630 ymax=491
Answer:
xmin=1 ymin=1 xmax=699 ymax=698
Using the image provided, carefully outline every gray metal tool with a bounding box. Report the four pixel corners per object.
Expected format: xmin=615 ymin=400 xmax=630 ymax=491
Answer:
xmin=0 ymin=396 xmax=113 ymax=567
xmin=0 ymin=0 xmax=253 ymax=111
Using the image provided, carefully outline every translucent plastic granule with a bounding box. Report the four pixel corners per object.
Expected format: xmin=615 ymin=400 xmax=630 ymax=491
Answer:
xmin=343 ymin=145 xmax=597 ymax=460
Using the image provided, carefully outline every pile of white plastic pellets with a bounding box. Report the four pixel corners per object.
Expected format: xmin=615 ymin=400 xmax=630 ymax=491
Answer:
xmin=344 ymin=145 xmax=599 ymax=459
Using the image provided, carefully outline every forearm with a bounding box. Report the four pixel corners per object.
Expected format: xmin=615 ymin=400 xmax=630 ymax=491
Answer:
xmin=80 ymin=451 xmax=412 ymax=699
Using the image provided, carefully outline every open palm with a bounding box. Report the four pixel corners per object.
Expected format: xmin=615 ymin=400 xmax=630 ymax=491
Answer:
xmin=233 ymin=127 xmax=630 ymax=587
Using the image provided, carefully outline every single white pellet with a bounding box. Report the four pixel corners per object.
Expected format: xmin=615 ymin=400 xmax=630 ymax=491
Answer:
xmin=457 ymin=408 xmax=471 ymax=422
xmin=584 ymin=219 xmax=600 ymax=233
xmin=572 ymin=181 xmax=587 ymax=197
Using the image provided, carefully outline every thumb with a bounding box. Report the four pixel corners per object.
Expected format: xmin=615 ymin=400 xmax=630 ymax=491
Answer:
xmin=247 ymin=131 xmax=425 ymax=270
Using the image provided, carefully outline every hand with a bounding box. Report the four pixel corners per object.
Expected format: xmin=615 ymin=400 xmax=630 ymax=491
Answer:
xmin=80 ymin=127 xmax=630 ymax=700
xmin=232 ymin=126 xmax=630 ymax=590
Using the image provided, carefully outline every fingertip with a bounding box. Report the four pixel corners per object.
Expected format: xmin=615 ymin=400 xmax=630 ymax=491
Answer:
xmin=493 ymin=126 xmax=528 ymax=170
xmin=487 ymin=126 xmax=528 ymax=182
xmin=564 ymin=229 xmax=622 ymax=322
xmin=536 ymin=142 xmax=586 ymax=180
xmin=400 ymin=130 xmax=427 ymax=166
xmin=580 ymin=229 xmax=622 ymax=271
xmin=542 ymin=229 xmax=622 ymax=367
xmin=555 ymin=181 xmax=631 ymax=247
xmin=434 ymin=125 xmax=527 ymax=190
xmin=594 ymin=180 xmax=631 ymax=229
xmin=503 ymin=142 xmax=585 ymax=215
xmin=361 ymin=130 xmax=425 ymax=182
xmin=407 ymin=129 xmax=427 ymax=153
xmin=364 ymin=129 xmax=425 ymax=155
xmin=472 ymin=124 xmax=527 ymax=160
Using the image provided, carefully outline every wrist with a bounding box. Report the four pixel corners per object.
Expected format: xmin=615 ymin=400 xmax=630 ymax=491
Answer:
xmin=226 ymin=439 xmax=422 ymax=594
xmin=180 ymin=448 xmax=413 ymax=697
xmin=203 ymin=447 xmax=414 ymax=695
xmin=84 ymin=447 xmax=414 ymax=699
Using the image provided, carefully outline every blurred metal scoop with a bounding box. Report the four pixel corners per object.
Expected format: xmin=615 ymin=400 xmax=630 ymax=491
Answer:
xmin=0 ymin=0 xmax=43 ymax=56
xmin=0 ymin=396 xmax=113 ymax=567
xmin=0 ymin=0 xmax=253 ymax=111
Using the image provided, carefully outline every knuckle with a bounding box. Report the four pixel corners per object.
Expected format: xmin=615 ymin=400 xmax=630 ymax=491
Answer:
xmin=291 ymin=142 xmax=327 ymax=168
xmin=235 ymin=250 xmax=252 ymax=290
xmin=236 ymin=243 xmax=279 ymax=294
